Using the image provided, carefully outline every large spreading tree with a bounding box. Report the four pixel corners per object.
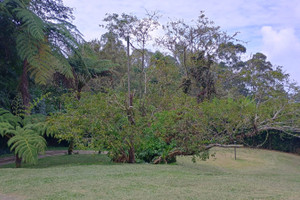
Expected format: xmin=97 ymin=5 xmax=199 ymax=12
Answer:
xmin=0 ymin=4 xmax=299 ymax=166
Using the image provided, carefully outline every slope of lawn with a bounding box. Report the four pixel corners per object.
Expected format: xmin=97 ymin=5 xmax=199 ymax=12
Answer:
xmin=0 ymin=148 xmax=299 ymax=200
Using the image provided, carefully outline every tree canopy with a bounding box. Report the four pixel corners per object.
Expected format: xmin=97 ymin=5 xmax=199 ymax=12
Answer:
xmin=0 ymin=4 xmax=299 ymax=166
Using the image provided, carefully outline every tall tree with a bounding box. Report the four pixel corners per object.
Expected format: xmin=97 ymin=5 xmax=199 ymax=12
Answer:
xmin=102 ymin=13 xmax=138 ymax=163
xmin=103 ymin=12 xmax=160 ymax=98
xmin=157 ymin=12 xmax=236 ymax=101
xmin=1 ymin=0 xmax=81 ymax=166
xmin=1 ymin=0 xmax=81 ymax=109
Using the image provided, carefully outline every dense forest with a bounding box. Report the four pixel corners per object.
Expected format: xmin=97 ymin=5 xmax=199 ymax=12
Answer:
xmin=0 ymin=0 xmax=299 ymax=167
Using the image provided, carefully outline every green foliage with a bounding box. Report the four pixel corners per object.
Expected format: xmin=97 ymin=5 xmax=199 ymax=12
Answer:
xmin=0 ymin=108 xmax=21 ymax=133
xmin=14 ymin=6 xmax=45 ymax=40
xmin=2 ymin=0 xmax=80 ymax=85
xmin=137 ymin=135 xmax=176 ymax=163
xmin=47 ymin=92 xmax=139 ymax=162
xmin=1 ymin=6 xmax=300 ymax=165
xmin=68 ymin=42 xmax=116 ymax=93
xmin=0 ymin=108 xmax=47 ymax=165
xmin=8 ymin=126 xmax=46 ymax=164
xmin=199 ymin=97 xmax=256 ymax=142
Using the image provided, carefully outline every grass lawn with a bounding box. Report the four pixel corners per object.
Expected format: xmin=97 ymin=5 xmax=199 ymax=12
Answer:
xmin=0 ymin=153 xmax=13 ymax=158
xmin=0 ymin=148 xmax=299 ymax=200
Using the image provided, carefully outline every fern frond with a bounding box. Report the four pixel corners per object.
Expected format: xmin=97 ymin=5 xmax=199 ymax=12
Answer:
xmin=4 ymin=0 xmax=81 ymax=85
xmin=0 ymin=108 xmax=21 ymax=128
xmin=16 ymin=33 xmax=56 ymax=84
xmin=8 ymin=127 xmax=46 ymax=165
xmin=47 ymin=22 xmax=81 ymax=51
xmin=0 ymin=108 xmax=10 ymax=116
xmin=24 ymin=122 xmax=47 ymax=136
xmin=0 ymin=2 xmax=4 ymax=11
xmin=23 ymin=113 xmax=46 ymax=125
xmin=27 ymin=42 xmax=56 ymax=84
xmin=13 ymin=7 xmax=45 ymax=40
xmin=0 ymin=122 xmax=15 ymax=136
xmin=16 ymin=32 xmax=39 ymax=62
xmin=49 ymin=49 xmax=74 ymax=79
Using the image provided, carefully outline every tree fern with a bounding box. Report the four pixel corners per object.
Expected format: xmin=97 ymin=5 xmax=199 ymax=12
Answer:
xmin=0 ymin=122 xmax=15 ymax=136
xmin=0 ymin=108 xmax=48 ymax=166
xmin=15 ymin=30 xmax=74 ymax=84
xmin=0 ymin=108 xmax=21 ymax=127
xmin=3 ymin=0 xmax=80 ymax=85
xmin=13 ymin=6 xmax=45 ymax=40
xmin=8 ymin=127 xmax=46 ymax=165
xmin=27 ymin=41 xmax=56 ymax=84
xmin=51 ymin=49 xmax=74 ymax=79
xmin=0 ymin=107 xmax=11 ymax=116
xmin=16 ymin=32 xmax=39 ymax=62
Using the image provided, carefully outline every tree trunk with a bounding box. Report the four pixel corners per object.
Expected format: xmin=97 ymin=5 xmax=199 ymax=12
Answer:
xmin=153 ymin=144 xmax=244 ymax=164
xmin=268 ymin=134 xmax=272 ymax=149
xmin=68 ymin=139 xmax=74 ymax=155
xmin=127 ymin=36 xmax=131 ymax=105
xmin=126 ymin=36 xmax=136 ymax=163
xmin=77 ymin=87 xmax=82 ymax=100
xmin=16 ymin=59 xmax=31 ymax=167
xmin=128 ymin=145 xmax=135 ymax=163
xmin=141 ymin=43 xmax=146 ymax=97
xmin=183 ymin=46 xmax=189 ymax=78
xmin=20 ymin=59 xmax=30 ymax=110
xmin=15 ymin=155 xmax=22 ymax=168
xmin=127 ymin=101 xmax=135 ymax=163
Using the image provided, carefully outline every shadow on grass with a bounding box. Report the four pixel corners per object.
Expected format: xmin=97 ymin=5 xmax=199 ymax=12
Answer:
xmin=0 ymin=154 xmax=112 ymax=169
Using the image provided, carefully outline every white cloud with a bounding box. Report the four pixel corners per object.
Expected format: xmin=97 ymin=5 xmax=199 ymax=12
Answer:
xmin=261 ymin=26 xmax=300 ymax=82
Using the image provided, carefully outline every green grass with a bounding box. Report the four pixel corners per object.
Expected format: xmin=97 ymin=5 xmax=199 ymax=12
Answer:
xmin=46 ymin=146 xmax=69 ymax=151
xmin=46 ymin=146 xmax=97 ymax=151
xmin=0 ymin=148 xmax=299 ymax=200
xmin=0 ymin=153 xmax=13 ymax=158
xmin=0 ymin=147 xmax=67 ymax=158
xmin=0 ymin=154 xmax=111 ymax=169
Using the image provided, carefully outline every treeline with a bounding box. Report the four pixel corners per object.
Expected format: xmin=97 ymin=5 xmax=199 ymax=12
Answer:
xmin=0 ymin=0 xmax=299 ymax=167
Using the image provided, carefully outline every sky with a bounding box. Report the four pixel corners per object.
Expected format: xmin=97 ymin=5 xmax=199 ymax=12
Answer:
xmin=63 ymin=0 xmax=300 ymax=84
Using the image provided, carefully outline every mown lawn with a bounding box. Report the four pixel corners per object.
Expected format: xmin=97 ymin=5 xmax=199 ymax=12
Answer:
xmin=0 ymin=148 xmax=299 ymax=200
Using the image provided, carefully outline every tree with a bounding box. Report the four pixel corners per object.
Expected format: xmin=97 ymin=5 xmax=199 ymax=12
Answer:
xmin=147 ymin=51 xmax=180 ymax=102
xmin=103 ymin=12 xmax=160 ymax=97
xmin=52 ymin=42 xmax=115 ymax=154
xmin=208 ymin=52 xmax=300 ymax=144
xmin=68 ymin=42 xmax=115 ymax=100
xmin=98 ymin=32 xmax=127 ymax=89
xmin=36 ymin=11 xmax=300 ymax=165
xmin=1 ymin=0 xmax=81 ymax=109
xmin=216 ymin=42 xmax=248 ymax=97
xmin=131 ymin=11 xmax=160 ymax=97
xmin=47 ymin=92 xmax=141 ymax=162
xmin=1 ymin=0 xmax=81 ymax=165
xmin=157 ymin=12 xmax=237 ymax=101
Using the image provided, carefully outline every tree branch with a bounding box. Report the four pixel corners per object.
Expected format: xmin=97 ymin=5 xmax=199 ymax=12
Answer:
xmin=153 ymin=144 xmax=243 ymax=164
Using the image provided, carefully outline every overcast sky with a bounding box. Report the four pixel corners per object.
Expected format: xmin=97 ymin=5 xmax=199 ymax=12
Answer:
xmin=63 ymin=0 xmax=300 ymax=84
